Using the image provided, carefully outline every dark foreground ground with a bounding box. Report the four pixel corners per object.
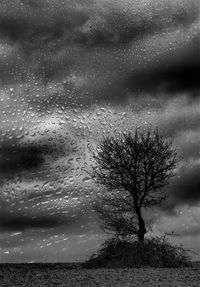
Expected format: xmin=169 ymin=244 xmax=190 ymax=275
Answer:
xmin=0 ymin=263 xmax=200 ymax=287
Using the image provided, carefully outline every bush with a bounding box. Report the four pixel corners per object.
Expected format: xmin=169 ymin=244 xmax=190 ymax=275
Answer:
xmin=83 ymin=236 xmax=191 ymax=268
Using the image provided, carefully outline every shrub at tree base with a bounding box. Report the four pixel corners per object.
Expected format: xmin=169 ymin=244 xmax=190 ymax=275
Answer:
xmin=84 ymin=237 xmax=191 ymax=268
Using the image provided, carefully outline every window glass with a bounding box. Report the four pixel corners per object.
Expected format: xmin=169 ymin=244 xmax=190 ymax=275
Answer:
xmin=0 ymin=0 xmax=200 ymax=263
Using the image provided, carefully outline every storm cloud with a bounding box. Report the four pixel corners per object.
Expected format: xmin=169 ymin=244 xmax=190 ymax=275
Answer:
xmin=0 ymin=214 xmax=67 ymax=232
xmin=0 ymin=144 xmax=45 ymax=175
xmin=166 ymin=164 xmax=200 ymax=209
xmin=1 ymin=0 xmax=200 ymax=262
xmin=0 ymin=0 xmax=199 ymax=99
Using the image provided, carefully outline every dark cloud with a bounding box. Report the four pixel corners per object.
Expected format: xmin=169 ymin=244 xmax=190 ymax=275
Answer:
xmin=0 ymin=214 xmax=67 ymax=232
xmin=157 ymin=63 xmax=200 ymax=94
xmin=80 ymin=0 xmax=198 ymax=47
xmin=0 ymin=143 xmax=45 ymax=176
xmin=0 ymin=201 xmax=95 ymax=233
xmin=0 ymin=2 xmax=87 ymax=47
xmin=164 ymin=164 xmax=200 ymax=211
xmin=0 ymin=0 xmax=198 ymax=48
xmin=125 ymin=43 xmax=200 ymax=95
xmin=0 ymin=0 xmax=199 ymax=95
xmin=0 ymin=128 xmax=69 ymax=178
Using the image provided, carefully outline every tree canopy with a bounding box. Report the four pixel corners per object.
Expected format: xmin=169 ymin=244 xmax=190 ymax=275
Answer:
xmin=90 ymin=128 xmax=179 ymax=242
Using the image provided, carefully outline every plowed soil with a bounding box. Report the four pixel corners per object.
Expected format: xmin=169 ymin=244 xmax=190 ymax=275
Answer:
xmin=1 ymin=263 xmax=200 ymax=287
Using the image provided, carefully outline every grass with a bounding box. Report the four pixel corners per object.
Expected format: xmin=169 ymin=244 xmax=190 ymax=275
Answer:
xmin=83 ymin=236 xmax=192 ymax=268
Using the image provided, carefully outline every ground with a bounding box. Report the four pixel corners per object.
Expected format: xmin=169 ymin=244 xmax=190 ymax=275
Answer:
xmin=0 ymin=263 xmax=200 ymax=287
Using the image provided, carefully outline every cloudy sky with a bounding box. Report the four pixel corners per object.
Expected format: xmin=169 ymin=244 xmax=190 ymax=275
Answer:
xmin=0 ymin=0 xmax=200 ymax=263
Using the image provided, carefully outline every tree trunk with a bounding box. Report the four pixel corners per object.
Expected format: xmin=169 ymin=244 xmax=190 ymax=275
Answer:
xmin=136 ymin=209 xmax=146 ymax=243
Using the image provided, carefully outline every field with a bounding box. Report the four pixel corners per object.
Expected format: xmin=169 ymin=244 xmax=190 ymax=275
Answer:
xmin=0 ymin=263 xmax=200 ymax=287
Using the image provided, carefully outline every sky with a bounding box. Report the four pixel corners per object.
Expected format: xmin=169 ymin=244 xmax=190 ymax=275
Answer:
xmin=0 ymin=0 xmax=200 ymax=263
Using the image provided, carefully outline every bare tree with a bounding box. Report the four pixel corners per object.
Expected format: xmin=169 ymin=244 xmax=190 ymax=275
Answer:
xmin=94 ymin=189 xmax=139 ymax=241
xmin=90 ymin=128 xmax=179 ymax=242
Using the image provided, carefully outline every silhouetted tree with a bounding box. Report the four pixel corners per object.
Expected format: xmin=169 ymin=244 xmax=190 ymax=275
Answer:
xmin=90 ymin=128 xmax=179 ymax=242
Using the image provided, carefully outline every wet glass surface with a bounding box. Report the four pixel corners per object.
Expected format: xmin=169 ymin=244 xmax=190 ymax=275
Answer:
xmin=0 ymin=0 xmax=200 ymax=263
